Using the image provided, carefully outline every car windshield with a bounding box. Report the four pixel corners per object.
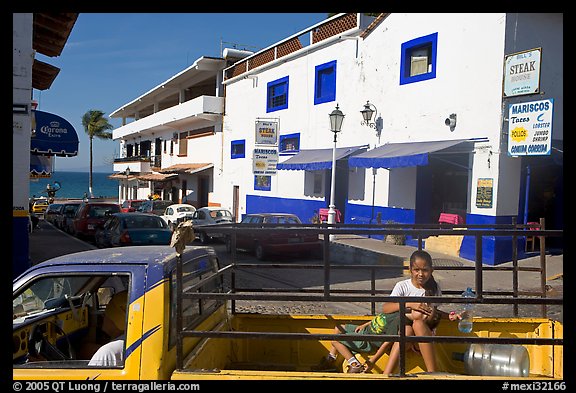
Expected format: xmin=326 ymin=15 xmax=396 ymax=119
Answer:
xmin=177 ymin=206 xmax=194 ymax=213
xmin=131 ymin=201 xmax=144 ymax=209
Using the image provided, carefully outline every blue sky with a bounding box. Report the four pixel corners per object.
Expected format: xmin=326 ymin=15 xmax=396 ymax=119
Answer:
xmin=34 ymin=13 xmax=328 ymax=172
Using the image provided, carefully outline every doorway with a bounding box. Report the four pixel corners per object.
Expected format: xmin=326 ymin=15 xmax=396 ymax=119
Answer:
xmin=416 ymin=153 xmax=469 ymax=224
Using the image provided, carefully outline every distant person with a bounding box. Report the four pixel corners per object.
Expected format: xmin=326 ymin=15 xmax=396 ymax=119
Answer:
xmin=83 ymin=290 xmax=128 ymax=367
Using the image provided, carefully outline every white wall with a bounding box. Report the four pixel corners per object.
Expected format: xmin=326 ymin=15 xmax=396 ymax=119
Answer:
xmin=13 ymin=13 xmax=33 ymax=213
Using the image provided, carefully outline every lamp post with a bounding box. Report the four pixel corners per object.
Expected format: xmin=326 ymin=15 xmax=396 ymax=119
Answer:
xmin=360 ymin=100 xmax=382 ymax=140
xmin=328 ymin=104 xmax=345 ymax=241
xmin=125 ymin=166 xmax=131 ymax=200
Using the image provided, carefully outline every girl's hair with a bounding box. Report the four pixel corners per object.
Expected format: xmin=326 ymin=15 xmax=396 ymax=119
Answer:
xmin=409 ymin=250 xmax=439 ymax=296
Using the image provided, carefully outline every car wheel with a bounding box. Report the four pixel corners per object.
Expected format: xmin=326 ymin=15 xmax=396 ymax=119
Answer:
xmin=255 ymin=243 xmax=266 ymax=261
xmin=199 ymin=231 xmax=209 ymax=244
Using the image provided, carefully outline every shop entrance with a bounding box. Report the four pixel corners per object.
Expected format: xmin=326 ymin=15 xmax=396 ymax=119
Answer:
xmin=415 ymin=152 xmax=470 ymax=224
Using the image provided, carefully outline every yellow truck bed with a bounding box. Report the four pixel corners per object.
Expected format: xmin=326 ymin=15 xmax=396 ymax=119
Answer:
xmin=172 ymin=313 xmax=563 ymax=380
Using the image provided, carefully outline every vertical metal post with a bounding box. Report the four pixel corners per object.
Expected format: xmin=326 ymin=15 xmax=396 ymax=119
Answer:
xmin=175 ymin=254 xmax=183 ymax=370
xmin=398 ymin=302 xmax=407 ymax=377
xmin=475 ymin=235 xmax=483 ymax=299
xmin=512 ymin=217 xmax=519 ymax=316
xmin=327 ymin=133 xmax=338 ymax=241
xmin=323 ymin=230 xmax=331 ymax=298
xmin=231 ymin=233 xmax=237 ymax=314
xmin=539 ymin=217 xmax=547 ymax=317
xmin=371 ymin=267 xmax=376 ymax=315
xmin=523 ymin=165 xmax=531 ymax=225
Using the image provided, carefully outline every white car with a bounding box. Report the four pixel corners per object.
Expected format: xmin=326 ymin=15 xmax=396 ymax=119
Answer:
xmin=161 ymin=203 xmax=196 ymax=230
xmin=192 ymin=207 xmax=234 ymax=244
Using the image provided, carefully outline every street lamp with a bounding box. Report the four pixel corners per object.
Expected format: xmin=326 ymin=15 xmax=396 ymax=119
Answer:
xmin=360 ymin=100 xmax=382 ymax=139
xmin=328 ymin=104 xmax=345 ymax=240
xmin=125 ymin=166 xmax=131 ymax=200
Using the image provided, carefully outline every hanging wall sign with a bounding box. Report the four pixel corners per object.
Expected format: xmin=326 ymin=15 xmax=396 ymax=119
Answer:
xmin=253 ymin=148 xmax=278 ymax=175
xmin=476 ymin=178 xmax=493 ymax=209
xmin=503 ymin=48 xmax=542 ymax=97
xmin=255 ymin=120 xmax=278 ymax=145
xmin=508 ymin=99 xmax=553 ymax=156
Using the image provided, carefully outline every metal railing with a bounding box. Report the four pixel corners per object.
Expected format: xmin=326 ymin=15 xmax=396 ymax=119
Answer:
xmin=175 ymin=223 xmax=563 ymax=376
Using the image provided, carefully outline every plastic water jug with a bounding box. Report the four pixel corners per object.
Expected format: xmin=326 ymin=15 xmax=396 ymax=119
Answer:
xmin=453 ymin=344 xmax=530 ymax=377
xmin=458 ymin=287 xmax=475 ymax=333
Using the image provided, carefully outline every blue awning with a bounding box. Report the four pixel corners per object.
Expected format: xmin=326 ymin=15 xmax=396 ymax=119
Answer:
xmin=349 ymin=139 xmax=475 ymax=169
xmin=30 ymin=153 xmax=53 ymax=178
xmin=276 ymin=145 xmax=368 ymax=170
xmin=30 ymin=110 xmax=79 ymax=156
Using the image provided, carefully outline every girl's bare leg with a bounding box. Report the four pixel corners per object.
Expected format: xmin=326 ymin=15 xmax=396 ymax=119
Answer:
xmin=412 ymin=320 xmax=436 ymax=372
xmin=383 ymin=325 xmax=414 ymax=375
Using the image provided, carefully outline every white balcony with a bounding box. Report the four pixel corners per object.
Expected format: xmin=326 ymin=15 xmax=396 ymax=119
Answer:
xmin=112 ymin=95 xmax=224 ymax=140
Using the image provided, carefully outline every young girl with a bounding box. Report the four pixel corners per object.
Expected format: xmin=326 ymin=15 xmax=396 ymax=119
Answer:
xmin=381 ymin=249 xmax=459 ymax=375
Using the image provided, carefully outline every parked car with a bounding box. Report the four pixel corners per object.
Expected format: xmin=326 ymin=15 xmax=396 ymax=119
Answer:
xmin=72 ymin=201 xmax=121 ymax=239
xmin=161 ymin=203 xmax=196 ymax=230
xmin=121 ymin=199 xmax=146 ymax=213
xmin=43 ymin=203 xmax=64 ymax=225
xmin=137 ymin=200 xmax=174 ymax=216
xmin=94 ymin=212 xmax=172 ymax=248
xmin=226 ymin=213 xmax=321 ymax=260
xmin=32 ymin=199 xmax=49 ymax=214
xmin=192 ymin=207 xmax=234 ymax=244
xmin=54 ymin=201 xmax=83 ymax=232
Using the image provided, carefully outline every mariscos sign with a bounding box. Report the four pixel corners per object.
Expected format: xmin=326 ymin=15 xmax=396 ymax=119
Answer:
xmin=508 ymin=99 xmax=554 ymax=156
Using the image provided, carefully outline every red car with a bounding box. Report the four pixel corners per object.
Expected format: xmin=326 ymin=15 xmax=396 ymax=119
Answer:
xmin=121 ymin=199 xmax=146 ymax=213
xmin=226 ymin=213 xmax=321 ymax=260
xmin=72 ymin=201 xmax=121 ymax=239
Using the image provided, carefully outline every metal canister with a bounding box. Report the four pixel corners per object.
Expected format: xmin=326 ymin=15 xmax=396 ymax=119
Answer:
xmin=462 ymin=344 xmax=530 ymax=377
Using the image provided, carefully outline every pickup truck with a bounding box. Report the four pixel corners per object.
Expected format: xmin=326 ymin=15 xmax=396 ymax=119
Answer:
xmin=13 ymin=243 xmax=563 ymax=380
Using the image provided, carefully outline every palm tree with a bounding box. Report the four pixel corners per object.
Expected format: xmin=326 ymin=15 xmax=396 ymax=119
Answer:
xmin=81 ymin=110 xmax=113 ymax=197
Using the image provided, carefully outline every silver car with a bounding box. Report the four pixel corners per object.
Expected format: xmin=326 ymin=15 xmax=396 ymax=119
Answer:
xmin=192 ymin=207 xmax=233 ymax=244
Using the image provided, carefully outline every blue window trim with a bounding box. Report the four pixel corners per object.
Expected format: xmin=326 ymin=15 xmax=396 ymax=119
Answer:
xmin=266 ymin=76 xmax=289 ymax=113
xmin=314 ymin=60 xmax=337 ymax=105
xmin=279 ymin=132 xmax=300 ymax=156
xmin=400 ymin=32 xmax=438 ymax=85
xmin=254 ymin=175 xmax=271 ymax=191
xmin=231 ymin=139 xmax=245 ymax=159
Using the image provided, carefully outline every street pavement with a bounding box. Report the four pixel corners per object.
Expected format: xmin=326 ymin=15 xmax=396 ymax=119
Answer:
xmin=27 ymin=218 xmax=563 ymax=323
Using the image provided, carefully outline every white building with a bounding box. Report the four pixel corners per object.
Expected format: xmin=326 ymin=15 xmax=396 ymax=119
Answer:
xmin=217 ymin=13 xmax=563 ymax=265
xmin=110 ymin=50 xmax=251 ymax=209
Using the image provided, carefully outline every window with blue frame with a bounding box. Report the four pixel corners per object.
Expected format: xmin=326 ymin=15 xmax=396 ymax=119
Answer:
xmin=400 ymin=32 xmax=438 ymax=85
xmin=266 ymin=76 xmax=289 ymax=112
xmin=279 ymin=133 xmax=300 ymax=155
xmin=314 ymin=60 xmax=336 ymax=105
xmin=231 ymin=139 xmax=245 ymax=159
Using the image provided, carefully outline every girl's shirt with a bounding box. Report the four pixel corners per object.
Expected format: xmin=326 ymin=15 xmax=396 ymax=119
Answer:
xmin=390 ymin=278 xmax=442 ymax=297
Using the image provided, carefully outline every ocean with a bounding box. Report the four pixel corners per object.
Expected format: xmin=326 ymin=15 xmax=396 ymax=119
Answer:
xmin=29 ymin=171 xmax=119 ymax=199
